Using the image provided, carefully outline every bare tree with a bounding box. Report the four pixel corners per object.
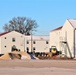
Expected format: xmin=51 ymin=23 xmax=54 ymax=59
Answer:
xmin=3 ymin=17 xmax=38 ymax=35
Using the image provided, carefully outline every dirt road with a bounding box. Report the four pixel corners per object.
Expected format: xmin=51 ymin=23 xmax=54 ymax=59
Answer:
xmin=0 ymin=60 xmax=76 ymax=75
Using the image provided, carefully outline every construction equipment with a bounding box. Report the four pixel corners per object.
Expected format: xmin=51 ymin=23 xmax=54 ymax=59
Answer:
xmin=50 ymin=46 xmax=62 ymax=56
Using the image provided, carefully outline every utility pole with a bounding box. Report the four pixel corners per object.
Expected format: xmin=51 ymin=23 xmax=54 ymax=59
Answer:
xmin=24 ymin=37 xmax=25 ymax=52
xmin=31 ymin=31 xmax=33 ymax=53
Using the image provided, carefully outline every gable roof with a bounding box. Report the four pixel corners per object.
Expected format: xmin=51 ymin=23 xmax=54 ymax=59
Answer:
xmin=51 ymin=26 xmax=63 ymax=32
xmin=0 ymin=31 xmax=10 ymax=36
xmin=67 ymin=19 xmax=76 ymax=28
xmin=0 ymin=31 xmax=25 ymax=37
xmin=50 ymin=19 xmax=76 ymax=32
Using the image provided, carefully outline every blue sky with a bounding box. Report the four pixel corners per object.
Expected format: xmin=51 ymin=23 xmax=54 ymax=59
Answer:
xmin=0 ymin=0 xmax=76 ymax=35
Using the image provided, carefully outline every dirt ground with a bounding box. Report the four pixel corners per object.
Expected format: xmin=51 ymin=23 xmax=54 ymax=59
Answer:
xmin=0 ymin=60 xmax=76 ymax=75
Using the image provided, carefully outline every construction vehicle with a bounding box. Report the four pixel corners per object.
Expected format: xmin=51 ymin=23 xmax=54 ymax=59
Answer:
xmin=50 ymin=46 xmax=62 ymax=56
xmin=34 ymin=46 xmax=62 ymax=59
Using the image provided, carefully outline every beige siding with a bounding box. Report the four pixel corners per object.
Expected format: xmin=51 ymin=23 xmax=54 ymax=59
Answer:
xmin=0 ymin=31 xmax=49 ymax=54
xmin=32 ymin=40 xmax=49 ymax=52
xmin=75 ymin=30 xmax=76 ymax=57
xmin=0 ymin=38 xmax=1 ymax=53
xmin=49 ymin=30 xmax=61 ymax=51
xmin=61 ymin=20 xmax=74 ymax=57
xmin=0 ymin=31 xmax=25 ymax=54
xmin=25 ymin=36 xmax=49 ymax=53
xmin=50 ymin=20 xmax=75 ymax=58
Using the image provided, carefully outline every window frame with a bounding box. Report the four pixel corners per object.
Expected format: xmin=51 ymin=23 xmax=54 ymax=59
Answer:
xmin=12 ymin=38 xmax=16 ymax=42
xmin=46 ymin=41 xmax=49 ymax=44
xmin=27 ymin=41 xmax=29 ymax=44
xmin=33 ymin=47 xmax=36 ymax=50
xmin=33 ymin=41 xmax=36 ymax=44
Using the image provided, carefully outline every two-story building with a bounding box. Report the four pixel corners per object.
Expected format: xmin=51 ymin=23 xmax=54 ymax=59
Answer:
xmin=50 ymin=19 xmax=76 ymax=58
xmin=25 ymin=35 xmax=49 ymax=53
xmin=0 ymin=31 xmax=49 ymax=54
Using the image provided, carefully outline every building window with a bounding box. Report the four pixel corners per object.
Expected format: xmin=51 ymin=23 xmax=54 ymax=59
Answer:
xmin=33 ymin=47 xmax=36 ymax=50
xmin=5 ymin=46 xmax=6 ymax=48
xmin=26 ymin=47 xmax=29 ymax=50
xmin=12 ymin=38 xmax=15 ymax=42
xmin=46 ymin=41 xmax=49 ymax=44
xmin=26 ymin=47 xmax=29 ymax=53
xmin=27 ymin=41 xmax=29 ymax=44
xmin=5 ymin=37 xmax=6 ymax=39
xmin=33 ymin=41 xmax=36 ymax=44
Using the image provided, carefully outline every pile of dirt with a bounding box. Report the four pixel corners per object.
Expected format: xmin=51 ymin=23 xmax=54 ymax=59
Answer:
xmin=0 ymin=53 xmax=11 ymax=60
xmin=8 ymin=53 xmax=21 ymax=60
xmin=11 ymin=51 xmax=31 ymax=59
xmin=0 ymin=51 xmax=38 ymax=60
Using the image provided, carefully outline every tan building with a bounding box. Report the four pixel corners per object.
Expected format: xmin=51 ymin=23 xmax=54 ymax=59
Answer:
xmin=0 ymin=31 xmax=25 ymax=54
xmin=25 ymin=35 xmax=49 ymax=53
xmin=50 ymin=19 xmax=76 ymax=58
xmin=0 ymin=31 xmax=49 ymax=54
xmin=49 ymin=26 xmax=62 ymax=52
